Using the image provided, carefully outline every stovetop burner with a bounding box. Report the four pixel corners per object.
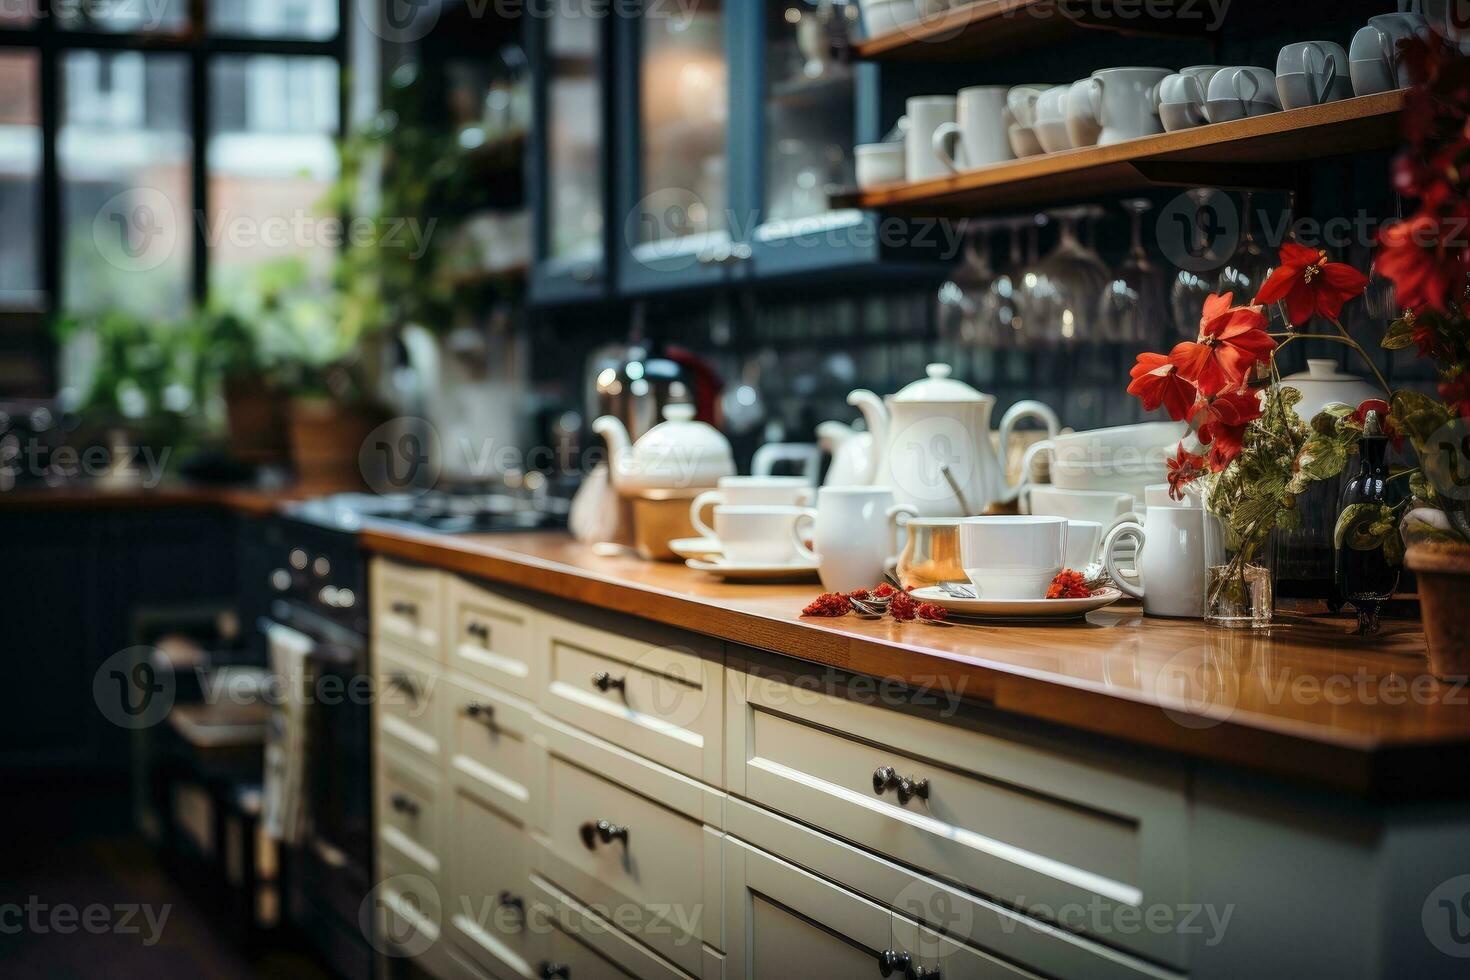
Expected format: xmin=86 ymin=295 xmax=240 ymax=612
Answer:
xmin=287 ymin=488 xmax=568 ymax=535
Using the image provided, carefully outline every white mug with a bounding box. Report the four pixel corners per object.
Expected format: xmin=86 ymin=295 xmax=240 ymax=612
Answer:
xmin=1159 ymin=66 xmax=1223 ymax=132
xmin=1034 ymin=84 xmax=1073 ymax=152
xmin=1276 ymin=41 xmax=1352 ymax=109
xmin=906 ymin=95 xmax=957 ymax=181
xmin=958 ymin=515 xmax=1068 ymax=600
xmin=690 ymin=476 xmax=813 ymax=540
xmin=795 ymin=486 xmax=917 ymax=594
xmin=1351 ymin=13 xmax=1432 ymax=95
xmin=1004 ymin=84 xmax=1050 ymax=129
xmin=1088 ymin=67 xmax=1170 ymax=145
xmin=715 ymin=505 xmax=816 ymax=565
xmin=1065 ymin=77 xmax=1103 ymax=148
xmin=1205 ymin=66 xmax=1282 ymax=123
xmin=931 ymin=86 xmax=1013 ymax=173
xmin=1102 ymin=485 xmax=1207 ymax=618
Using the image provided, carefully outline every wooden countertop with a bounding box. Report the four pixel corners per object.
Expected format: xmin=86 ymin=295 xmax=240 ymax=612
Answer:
xmin=361 ymin=527 xmax=1470 ymax=800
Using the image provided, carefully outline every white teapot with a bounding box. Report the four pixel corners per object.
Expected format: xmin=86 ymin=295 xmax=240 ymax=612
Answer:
xmin=592 ymin=404 xmax=735 ymax=493
xmin=847 ymin=364 xmax=1060 ymax=517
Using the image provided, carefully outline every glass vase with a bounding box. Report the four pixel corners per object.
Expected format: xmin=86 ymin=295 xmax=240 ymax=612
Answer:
xmin=1200 ymin=496 xmax=1275 ymax=630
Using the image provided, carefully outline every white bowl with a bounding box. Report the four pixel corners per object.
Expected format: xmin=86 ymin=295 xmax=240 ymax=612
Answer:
xmin=855 ymin=142 xmax=906 ymax=187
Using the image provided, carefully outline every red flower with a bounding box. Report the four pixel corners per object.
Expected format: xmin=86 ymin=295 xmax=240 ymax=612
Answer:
xmin=1347 ymin=399 xmax=1404 ymax=452
xmin=802 ymin=593 xmax=851 ymax=617
xmin=1046 ymin=570 xmax=1091 ymax=600
xmin=1127 ymin=352 xmax=1196 ymax=420
xmin=888 ymin=591 xmax=918 ymax=621
xmin=1169 ymin=293 xmax=1275 ymax=396
xmin=1165 ymin=443 xmax=1208 ymax=501
xmin=1441 ymin=373 xmax=1470 ymax=419
xmin=1254 ymin=242 xmax=1369 ymax=326
xmin=871 ymin=582 xmax=899 ymax=599
xmin=1377 ymin=210 xmax=1470 ymax=314
xmin=1196 ymin=389 xmax=1264 ymax=472
xmin=915 ymin=602 xmax=948 ymax=623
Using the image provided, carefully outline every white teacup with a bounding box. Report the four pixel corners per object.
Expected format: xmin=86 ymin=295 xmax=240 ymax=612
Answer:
xmin=1276 ymin=41 xmax=1352 ymax=109
xmin=1065 ymin=77 xmax=1103 ymax=148
xmin=958 ymin=515 xmax=1068 ymax=601
xmin=855 ymin=142 xmax=906 ymax=187
xmin=932 ymin=86 xmax=1014 ymax=173
xmin=906 ymin=95 xmax=957 ymax=181
xmin=1025 ymin=485 xmax=1139 ymax=526
xmin=1088 ymin=67 xmax=1170 ymax=145
xmin=1065 ymin=520 xmax=1103 ymax=570
xmin=1159 ymin=66 xmax=1223 ymax=132
xmin=1004 ymin=84 xmax=1050 ymax=129
xmin=691 ymin=476 xmax=813 ymax=540
xmin=1205 ymin=66 xmax=1282 ymax=123
xmin=1351 ymin=13 xmax=1432 ymax=95
xmin=714 ymin=505 xmax=815 ymax=565
xmin=1034 ymin=85 xmax=1073 ymax=152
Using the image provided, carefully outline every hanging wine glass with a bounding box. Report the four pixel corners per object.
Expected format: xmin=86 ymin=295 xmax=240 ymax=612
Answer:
xmin=1216 ymin=191 xmax=1285 ymax=329
xmin=1169 ymin=188 xmax=1223 ymax=338
xmin=1099 ymin=199 xmax=1168 ymax=345
xmin=1026 ymin=206 xmax=1111 ymax=346
xmin=937 ymin=222 xmax=999 ymax=348
xmin=978 ymin=217 xmax=1029 ymax=350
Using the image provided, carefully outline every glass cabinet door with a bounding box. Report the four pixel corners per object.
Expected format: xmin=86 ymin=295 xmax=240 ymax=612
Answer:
xmin=620 ymin=0 xmax=741 ymax=290
xmin=531 ymin=2 xmax=608 ymax=302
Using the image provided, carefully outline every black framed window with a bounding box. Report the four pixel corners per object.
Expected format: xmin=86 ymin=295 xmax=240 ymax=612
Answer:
xmin=0 ymin=0 xmax=348 ymax=318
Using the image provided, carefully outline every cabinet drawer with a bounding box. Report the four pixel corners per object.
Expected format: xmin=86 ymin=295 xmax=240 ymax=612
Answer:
xmin=378 ymin=746 xmax=441 ymax=877
xmin=539 ymin=606 xmax=722 ymax=784
xmin=727 ymin=837 xmax=1042 ymax=980
xmin=529 ymin=874 xmax=718 ymax=980
xmin=531 ymin=720 xmax=723 ymax=976
xmin=378 ymin=845 xmax=444 ymax=957
xmin=442 ymin=674 xmax=533 ymax=825
xmin=376 ymin=646 xmax=444 ymax=760
xmin=726 ymin=657 xmax=1190 ymax=968
xmin=728 ymin=799 xmax=1175 ymax=980
xmin=372 ymin=559 xmax=443 ymax=659
xmin=445 ymin=781 xmax=537 ymax=980
xmin=448 ymin=576 xmax=537 ymax=700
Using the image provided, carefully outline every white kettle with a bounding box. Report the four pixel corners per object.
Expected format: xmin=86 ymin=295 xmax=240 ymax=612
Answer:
xmin=847 ymin=364 xmax=1060 ymax=517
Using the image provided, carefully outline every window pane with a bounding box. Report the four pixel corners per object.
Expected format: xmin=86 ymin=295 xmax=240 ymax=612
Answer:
xmin=208 ymin=55 xmax=340 ymax=292
xmin=60 ymin=51 xmax=192 ymax=317
xmin=56 ymin=0 xmax=188 ymax=34
xmin=210 ymin=0 xmax=339 ymax=40
xmin=547 ymin=8 xmax=603 ymax=266
xmin=0 ymin=50 xmax=41 ymax=301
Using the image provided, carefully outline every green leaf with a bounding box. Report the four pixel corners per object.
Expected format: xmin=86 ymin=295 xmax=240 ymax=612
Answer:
xmin=1383 ymin=315 xmax=1416 ymax=350
xmin=1383 ymin=524 xmax=1405 ymax=566
xmin=1392 ymin=389 xmax=1454 ymax=453
xmin=1410 ymin=470 xmax=1434 ymax=502
xmin=1291 ymin=435 xmax=1351 ymax=493
xmin=1335 ymin=502 xmax=1397 ymax=551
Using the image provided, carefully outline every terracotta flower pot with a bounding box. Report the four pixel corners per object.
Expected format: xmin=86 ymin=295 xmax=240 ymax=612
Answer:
xmin=223 ymin=374 xmax=289 ymax=465
xmin=1407 ymin=543 xmax=1470 ymax=679
xmin=287 ymin=397 xmax=382 ymax=491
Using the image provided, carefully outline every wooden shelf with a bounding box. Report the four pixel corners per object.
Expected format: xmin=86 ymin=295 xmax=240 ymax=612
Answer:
xmin=831 ymin=90 xmax=1407 ymax=216
xmin=851 ymin=0 xmax=1218 ymax=62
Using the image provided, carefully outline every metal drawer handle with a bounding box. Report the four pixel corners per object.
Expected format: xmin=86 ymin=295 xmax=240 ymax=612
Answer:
xmin=390 ymin=792 xmax=421 ymax=817
xmin=466 ymin=621 xmax=490 ymax=642
xmin=872 ymin=766 xmax=930 ymax=805
xmin=390 ymin=600 xmax=418 ymax=617
xmin=388 ymin=672 xmax=420 ymax=702
xmin=539 ymin=964 xmax=570 ymax=980
xmin=878 ymin=950 xmax=912 ymax=978
xmin=579 ymin=819 xmax=629 ymax=850
xmin=464 ymin=702 xmax=496 ymax=726
xmin=591 ymin=671 xmax=626 ymax=694
xmin=498 ymin=890 xmax=524 ymax=927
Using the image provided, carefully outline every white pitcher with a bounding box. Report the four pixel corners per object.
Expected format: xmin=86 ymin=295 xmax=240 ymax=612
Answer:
xmin=794 ymin=486 xmax=917 ymax=594
xmin=1102 ymin=485 xmax=1207 ymax=618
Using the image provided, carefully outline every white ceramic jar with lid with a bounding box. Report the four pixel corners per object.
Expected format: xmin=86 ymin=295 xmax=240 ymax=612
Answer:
xmin=1277 ymin=359 xmax=1380 ymax=421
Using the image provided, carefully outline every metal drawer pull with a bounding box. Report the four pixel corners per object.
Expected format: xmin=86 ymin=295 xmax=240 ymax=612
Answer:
xmin=498 ymin=891 xmax=524 ymax=926
xmin=591 ymin=671 xmax=626 ymax=694
xmin=539 ymin=963 xmax=570 ymax=980
xmin=390 ymin=600 xmax=418 ymax=617
xmin=466 ymin=621 xmax=490 ymax=641
xmin=872 ymin=766 xmax=930 ymax=805
xmin=387 ymin=672 xmax=420 ymax=701
xmin=579 ymin=818 xmax=629 ymax=850
xmin=389 ymin=792 xmax=420 ymax=817
xmin=878 ymin=950 xmax=911 ymax=977
xmin=464 ymin=702 xmax=496 ymax=726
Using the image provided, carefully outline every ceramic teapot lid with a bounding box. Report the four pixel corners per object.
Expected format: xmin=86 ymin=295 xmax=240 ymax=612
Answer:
xmin=619 ymin=403 xmax=734 ymax=491
xmin=892 ymin=364 xmax=989 ymax=404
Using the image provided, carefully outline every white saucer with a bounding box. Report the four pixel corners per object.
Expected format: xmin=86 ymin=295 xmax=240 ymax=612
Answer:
xmin=686 ymin=557 xmax=820 ymax=583
xmin=669 ymin=536 xmax=723 ymax=560
xmin=910 ymin=586 xmax=1123 ymax=621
